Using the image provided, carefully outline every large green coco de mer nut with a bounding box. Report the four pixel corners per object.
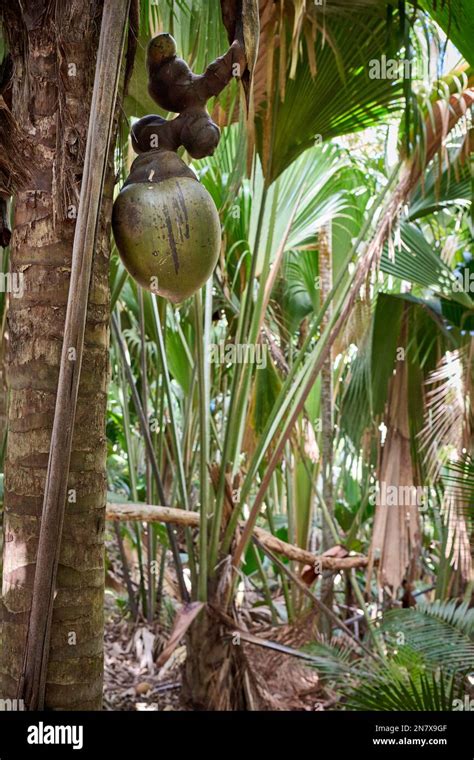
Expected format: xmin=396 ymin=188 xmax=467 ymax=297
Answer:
xmin=112 ymin=177 xmax=221 ymax=303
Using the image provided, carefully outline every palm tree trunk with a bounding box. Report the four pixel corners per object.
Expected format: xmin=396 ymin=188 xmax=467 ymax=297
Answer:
xmin=318 ymin=223 xmax=335 ymax=636
xmin=0 ymin=0 xmax=115 ymax=709
xmin=180 ymin=573 xmax=259 ymax=711
xmin=181 ymin=600 xmax=251 ymax=711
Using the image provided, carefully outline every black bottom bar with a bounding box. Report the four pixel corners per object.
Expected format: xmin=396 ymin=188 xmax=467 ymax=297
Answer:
xmin=0 ymin=710 xmax=472 ymax=757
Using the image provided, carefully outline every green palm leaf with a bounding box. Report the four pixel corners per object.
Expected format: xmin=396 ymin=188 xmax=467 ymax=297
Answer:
xmin=420 ymin=0 xmax=474 ymax=67
xmin=383 ymin=602 xmax=474 ymax=672
xmin=306 ymin=601 xmax=473 ymax=710
xmin=257 ymin=9 xmax=404 ymax=181
xmin=408 ymin=154 xmax=472 ymax=220
xmin=348 ymin=668 xmax=459 ymax=711
xmin=441 ymin=457 xmax=474 ymax=518
xmin=380 ymin=222 xmax=473 ymax=307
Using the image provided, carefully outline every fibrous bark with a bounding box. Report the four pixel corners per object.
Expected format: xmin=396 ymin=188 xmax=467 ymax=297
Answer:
xmin=0 ymin=0 xmax=113 ymax=710
xmin=368 ymin=312 xmax=420 ymax=591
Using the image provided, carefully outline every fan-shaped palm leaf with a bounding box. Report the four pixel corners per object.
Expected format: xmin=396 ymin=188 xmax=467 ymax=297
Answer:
xmin=256 ymin=8 xmax=404 ymax=182
xmin=383 ymin=602 xmax=474 ymax=673
xmin=381 ymin=221 xmax=473 ymax=307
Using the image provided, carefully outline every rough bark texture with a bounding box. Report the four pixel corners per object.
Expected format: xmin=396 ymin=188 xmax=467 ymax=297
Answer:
xmin=318 ymin=223 xmax=334 ymax=636
xmin=0 ymin=1 xmax=112 ymax=710
xmin=181 ymin=583 xmax=257 ymax=711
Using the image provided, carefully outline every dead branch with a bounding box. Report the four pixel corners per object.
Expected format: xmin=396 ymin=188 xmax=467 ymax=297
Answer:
xmin=105 ymin=502 xmax=369 ymax=571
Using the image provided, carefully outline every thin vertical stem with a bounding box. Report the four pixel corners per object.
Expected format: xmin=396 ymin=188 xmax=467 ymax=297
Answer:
xmin=319 ymin=222 xmax=335 ymax=634
xmin=150 ymin=295 xmax=197 ymax=587
xmin=113 ymin=523 xmax=138 ymax=619
xmin=112 ymin=311 xmax=189 ymax=603
xmin=117 ymin=356 xmax=147 ymax=615
xmin=194 ymin=285 xmax=211 ymax=600
xmin=139 ymin=289 xmax=155 ymax=623
xmin=209 ymin=189 xmax=268 ymax=573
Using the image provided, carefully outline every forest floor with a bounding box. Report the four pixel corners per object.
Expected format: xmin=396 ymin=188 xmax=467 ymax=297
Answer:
xmin=103 ymin=596 xmax=329 ymax=711
xmin=103 ymin=530 xmax=330 ymax=711
xmin=103 ymin=595 xmax=184 ymax=711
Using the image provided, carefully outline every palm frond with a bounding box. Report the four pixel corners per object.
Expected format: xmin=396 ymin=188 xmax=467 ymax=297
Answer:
xmin=256 ymin=8 xmax=404 ymax=181
xmin=420 ymin=0 xmax=474 ymax=68
xmin=381 ymin=222 xmax=472 ymax=307
xmin=442 ymin=457 xmax=474 ymax=516
xmin=383 ymin=602 xmax=474 ymax=673
xmin=305 ymin=601 xmax=474 ymax=710
xmin=418 ymin=347 xmax=469 ymax=479
xmin=348 ymin=668 xmax=460 ymax=711
xmin=304 ymin=637 xmax=366 ymax=680
xmin=414 ymin=598 xmax=474 ymax=636
xmin=408 ymin=149 xmax=472 ymax=221
xmin=440 ymin=456 xmax=474 ymax=578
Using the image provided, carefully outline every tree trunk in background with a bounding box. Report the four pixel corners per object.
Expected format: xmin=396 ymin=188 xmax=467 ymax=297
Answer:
xmin=318 ymin=223 xmax=335 ymax=637
xmin=0 ymin=1 xmax=113 ymax=709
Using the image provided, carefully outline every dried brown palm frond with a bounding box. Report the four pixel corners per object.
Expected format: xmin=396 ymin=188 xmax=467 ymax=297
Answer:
xmin=418 ymin=347 xmax=470 ymax=481
xmin=441 ymin=456 xmax=474 ymax=581
xmin=239 ymin=608 xmax=322 ymax=710
xmin=418 ymin=346 xmax=472 ymax=579
xmin=443 ymin=489 xmax=472 ymax=580
xmin=333 ymin=297 xmax=372 ymax=356
xmin=0 ymin=95 xmax=31 ymax=195
xmin=440 ymin=233 xmax=461 ymax=267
